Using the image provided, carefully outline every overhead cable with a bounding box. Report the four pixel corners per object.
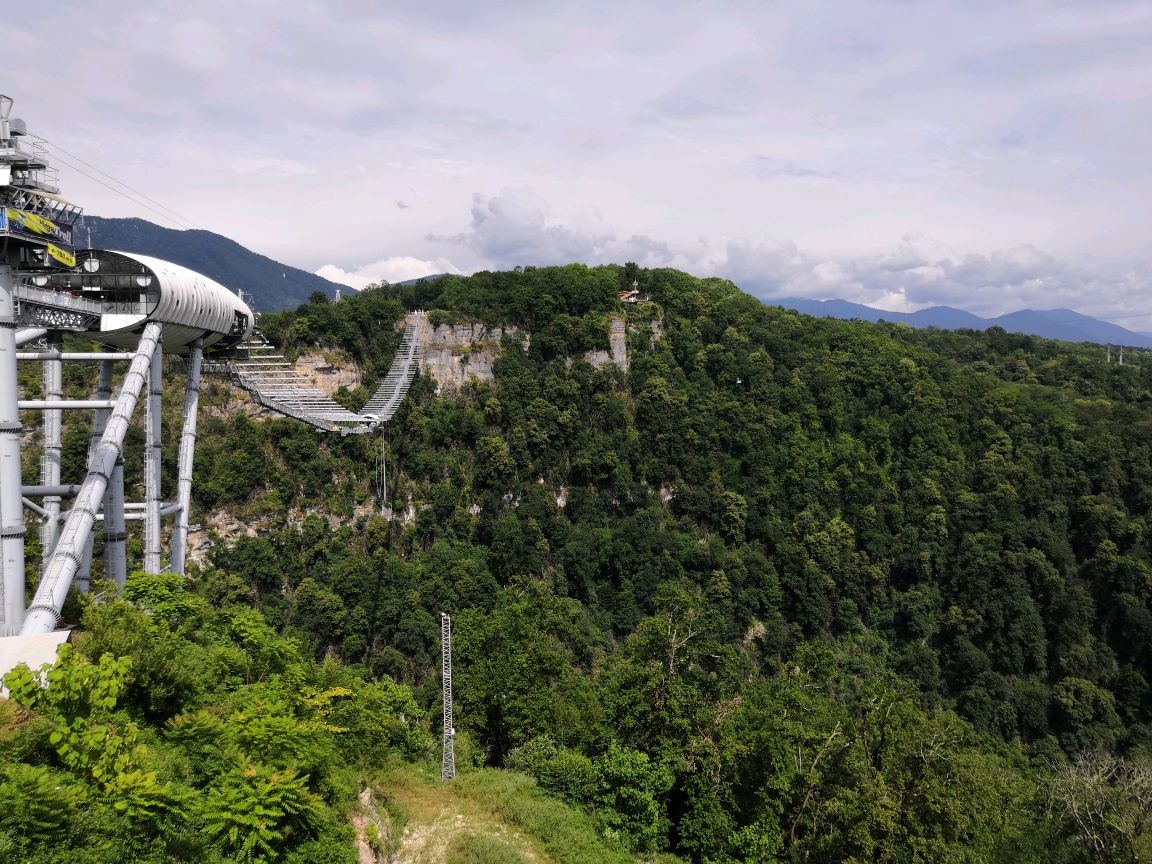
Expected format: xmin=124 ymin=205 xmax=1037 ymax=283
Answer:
xmin=32 ymin=135 xmax=204 ymax=231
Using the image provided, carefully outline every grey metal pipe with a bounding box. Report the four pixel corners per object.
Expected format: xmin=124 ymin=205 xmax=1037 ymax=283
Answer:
xmin=144 ymin=343 xmax=163 ymax=573
xmin=171 ymin=339 xmax=202 ymax=574
xmin=18 ymin=400 xmax=116 ymax=410
xmin=98 ymin=359 xmax=126 ymax=586
xmin=84 ymin=363 xmax=114 ymax=585
xmin=16 ymin=352 xmax=134 ymax=361
xmin=21 ymin=497 xmax=49 ymax=519
xmin=40 ymin=334 xmax=62 ymax=570
xmin=0 ymin=265 xmax=27 ymax=635
xmin=97 ymin=504 xmax=181 ymax=522
xmin=14 ymin=328 xmax=47 ymax=347
xmin=22 ymin=485 xmax=84 ymax=497
xmin=104 ymin=454 xmax=126 ymax=586
xmin=22 ymin=321 xmax=162 ymax=634
xmin=77 ymin=360 xmax=114 ymax=593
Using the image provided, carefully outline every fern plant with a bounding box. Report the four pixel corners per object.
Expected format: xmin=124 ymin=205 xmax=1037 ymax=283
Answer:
xmin=199 ymin=763 xmax=321 ymax=862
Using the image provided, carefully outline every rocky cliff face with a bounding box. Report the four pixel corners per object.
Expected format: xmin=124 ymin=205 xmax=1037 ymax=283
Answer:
xmin=418 ymin=321 xmax=526 ymax=392
xmin=294 ymin=352 xmax=362 ymax=395
xmin=583 ymin=316 xmax=629 ymax=371
xmin=419 ymin=313 xmax=663 ymax=386
xmin=253 ymin=313 xmax=663 ymax=401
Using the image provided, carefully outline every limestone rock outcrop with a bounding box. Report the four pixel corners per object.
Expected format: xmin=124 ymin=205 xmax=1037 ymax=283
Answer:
xmin=418 ymin=321 xmax=525 ymax=392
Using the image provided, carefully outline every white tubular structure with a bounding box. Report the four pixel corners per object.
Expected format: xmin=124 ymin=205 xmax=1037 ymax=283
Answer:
xmin=14 ymin=328 xmax=46 ymax=347
xmin=22 ymin=322 xmax=162 ymax=634
xmin=0 ymin=264 xmax=26 ymax=636
xmin=170 ymin=339 xmax=202 ymax=574
xmin=16 ymin=352 xmax=134 ymax=361
xmin=50 ymin=250 xmax=252 ymax=353
xmin=40 ymin=334 xmax=62 ymax=569
xmin=18 ymin=400 xmax=115 ymax=409
xmin=144 ymin=341 xmax=163 ymax=573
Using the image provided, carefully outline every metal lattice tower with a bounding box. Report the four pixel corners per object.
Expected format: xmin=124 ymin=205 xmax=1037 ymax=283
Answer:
xmin=441 ymin=612 xmax=456 ymax=780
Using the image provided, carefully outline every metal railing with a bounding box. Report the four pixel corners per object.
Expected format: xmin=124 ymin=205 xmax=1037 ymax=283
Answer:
xmin=221 ymin=330 xmax=374 ymax=434
xmin=360 ymin=314 xmax=423 ymax=422
xmin=13 ymin=283 xmax=102 ymax=315
xmin=204 ymin=312 xmax=425 ymax=435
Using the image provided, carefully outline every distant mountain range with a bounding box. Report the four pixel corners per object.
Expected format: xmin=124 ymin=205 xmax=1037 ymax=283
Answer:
xmin=81 ymin=217 xmax=345 ymax=312
xmin=79 ymin=216 xmax=1151 ymax=347
xmin=769 ymin=297 xmax=1152 ymax=349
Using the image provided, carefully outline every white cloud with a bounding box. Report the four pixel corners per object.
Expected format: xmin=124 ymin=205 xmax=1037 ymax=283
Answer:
xmin=430 ymin=188 xmax=677 ymax=269
xmin=166 ymin=18 xmax=232 ymax=73
xmin=316 ymin=256 xmax=460 ymax=290
xmin=230 ymin=156 xmax=316 ymax=178
xmin=6 ymin=0 xmax=1150 ymax=326
xmin=721 ymin=236 xmax=1152 ymax=328
xmin=426 ymin=190 xmax=1152 ymax=328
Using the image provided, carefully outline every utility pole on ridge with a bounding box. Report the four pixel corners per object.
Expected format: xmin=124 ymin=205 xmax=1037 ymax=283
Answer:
xmin=441 ymin=612 xmax=456 ymax=780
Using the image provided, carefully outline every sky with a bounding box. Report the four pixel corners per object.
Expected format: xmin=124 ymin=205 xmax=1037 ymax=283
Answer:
xmin=7 ymin=0 xmax=1151 ymax=327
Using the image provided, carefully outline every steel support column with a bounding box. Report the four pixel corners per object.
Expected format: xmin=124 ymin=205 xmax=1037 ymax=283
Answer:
xmin=77 ymin=359 xmax=114 ymax=593
xmin=441 ymin=612 xmax=456 ymax=780
xmin=171 ymin=338 xmax=201 ymax=574
xmin=145 ymin=340 xmax=163 ymax=576
xmin=0 ymin=264 xmax=26 ymax=635
xmin=144 ymin=340 xmax=163 ymax=573
xmin=40 ymin=334 xmax=63 ymax=570
xmin=104 ymin=453 xmax=127 ymax=587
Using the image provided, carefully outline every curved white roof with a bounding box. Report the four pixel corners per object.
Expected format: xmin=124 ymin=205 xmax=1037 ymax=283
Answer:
xmin=95 ymin=251 xmax=254 ymax=351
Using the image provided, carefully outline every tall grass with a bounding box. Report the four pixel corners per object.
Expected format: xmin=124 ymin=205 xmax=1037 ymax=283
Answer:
xmin=447 ymin=832 xmax=531 ymax=864
xmin=455 ymin=770 xmax=634 ymax=864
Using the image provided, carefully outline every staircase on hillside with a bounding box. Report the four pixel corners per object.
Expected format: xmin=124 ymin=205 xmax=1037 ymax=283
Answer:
xmin=360 ymin=311 xmax=424 ymax=422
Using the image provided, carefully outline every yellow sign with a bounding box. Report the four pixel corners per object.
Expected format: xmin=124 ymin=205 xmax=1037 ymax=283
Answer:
xmin=5 ymin=207 xmax=60 ymax=238
xmin=0 ymin=207 xmax=76 ymax=268
xmin=47 ymin=244 xmax=76 ymax=267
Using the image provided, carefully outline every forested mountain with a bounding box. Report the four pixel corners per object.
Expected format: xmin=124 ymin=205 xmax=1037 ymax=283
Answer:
xmin=8 ymin=263 xmax=1152 ymax=862
xmin=80 ymin=216 xmax=345 ymax=311
xmin=776 ymin=295 xmax=1152 ymax=348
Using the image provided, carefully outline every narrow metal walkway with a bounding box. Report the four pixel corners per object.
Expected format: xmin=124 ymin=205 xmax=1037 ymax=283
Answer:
xmin=211 ymin=311 xmax=425 ymax=434
xmin=13 ymin=280 xmax=102 ymax=331
xmin=218 ymin=331 xmax=374 ymax=434
xmin=360 ymin=311 xmax=423 ymax=422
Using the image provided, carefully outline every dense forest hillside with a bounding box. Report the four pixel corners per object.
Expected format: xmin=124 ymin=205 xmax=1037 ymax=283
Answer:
xmin=8 ymin=262 xmax=1152 ymax=862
